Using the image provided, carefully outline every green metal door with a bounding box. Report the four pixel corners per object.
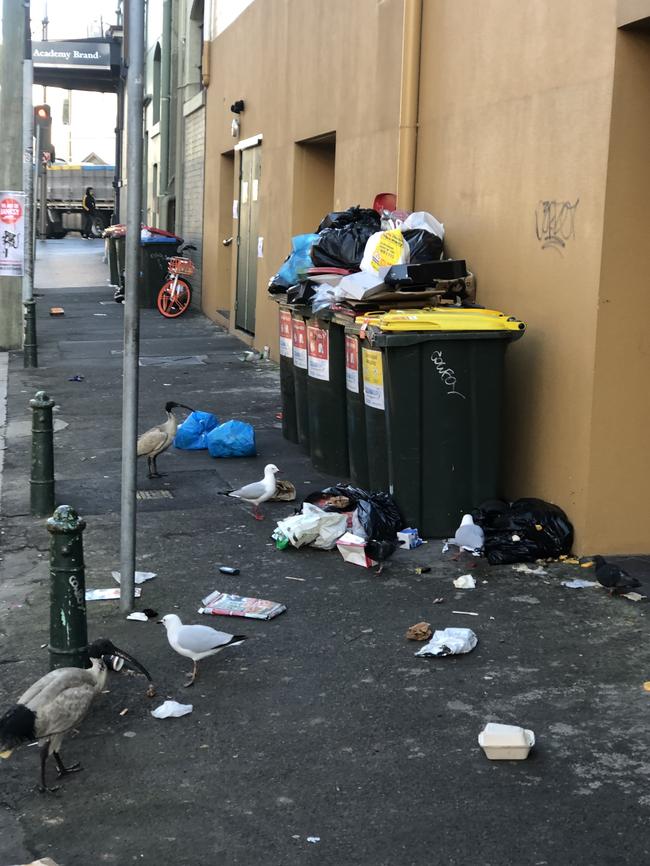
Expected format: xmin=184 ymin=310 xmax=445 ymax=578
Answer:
xmin=235 ymin=145 xmax=261 ymax=333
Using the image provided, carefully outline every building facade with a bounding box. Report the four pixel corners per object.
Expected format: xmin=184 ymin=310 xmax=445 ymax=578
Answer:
xmin=200 ymin=0 xmax=650 ymax=555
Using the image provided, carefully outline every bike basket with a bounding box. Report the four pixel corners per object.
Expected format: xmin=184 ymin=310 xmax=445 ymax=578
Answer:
xmin=168 ymin=256 xmax=195 ymax=276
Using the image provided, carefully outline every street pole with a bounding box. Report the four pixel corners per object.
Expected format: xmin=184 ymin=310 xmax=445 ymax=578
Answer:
xmin=38 ymin=150 xmax=47 ymax=238
xmin=119 ymin=0 xmax=145 ymax=613
xmin=33 ymin=123 xmax=40 ymax=255
xmin=23 ymin=0 xmax=37 ymax=367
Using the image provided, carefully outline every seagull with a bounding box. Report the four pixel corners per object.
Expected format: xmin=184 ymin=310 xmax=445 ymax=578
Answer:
xmin=137 ymin=401 xmax=194 ymax=479
xmin=220 ymin=463 xmax=279 ymax=519
xmin=159 ymin=614 xmax=246 ymax=687
xmin=0 ymin=639 xmax=151 ymax=793
xmin=592 ymin=555 xmax=641 ymax=595
xmin=445 ymin=514 xmax=485 ymax=555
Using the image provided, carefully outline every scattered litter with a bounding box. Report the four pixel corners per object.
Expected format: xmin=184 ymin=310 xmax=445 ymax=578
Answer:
xmin=199 ymin=590 xmax=286 ymax=620
xmin=643 ymin=682 xmax=650 ymax=692
xmin=579 ymin=560 xmax=595 ymax=568
xmin=138 ymin=354 xmax=207 ymax=367
xmin=432 ymin=597 xmax=444 ymax=604
xmin=560 ymin=556 xmax=580 ymax=565
xmin=123 ymin=731 xmax=136 ymax=738
xmin=415 ymin=627 xmax=478 ymax=657
xmin=284 ymin=576 xmax=305 ymax=582
xmin=397 ymin=527 xmax=424 ymax=549
xmin=336 ymin=532 xmax=377 ymax=568
xmin=93 ymin=312 xmax=108 ymax=317
xmin=86 ymin=587 xmax=142 ymax=601
xmin=415 ymin=566 xmax=431 ymax=574
xmin=452 ymin=610 xmax=479 ymax=616
xmin=67 ymin=375 xmax=84 ymax=381
xmin=151 ymin=701 xmax=193 ymax=719
xmin=146 ymin=684 xmax=156 ymax=698
xmin=219 ymin=566 xmax=240 ymax=575
xmin=405 ymin=621 xmax=432 ymax=641
xmin=119 ymin=708 xmax=129 ymax=716
xmin=444 ymin=514 xmax=484 ymax=555
xmin=272 ymin=479 xmax=296 ymax=501
xmin=474 ymin=498 xmax=573 ymax=564
xmin=126 ymin=611 xmax=149 ymax=621
xmin=478 ymin=723 xmax=535 ymax=760
xmin=620 ymin=591 xmax=647 ymax=602
xmin=307 ymin=836 xmax=321 ymax=844
xmin=512 ymin=563 xmax=547 ymax=575
xmin=21 ymin=859 xmax=61 ymax=866
xmin=49 ymin=307 xmax=64 ymax=316
xmin=274 ymin=503 xmax=347 ymax=550
xmin=561 ymin=579 xmax=598 ymax=589
xmin=142 ymin=608 xmax=159 ymax=619
xmin=453 ymin=574 xmax=476 ymax=589
xmin=174 ymin=410 xmax=220 ymax=450
xmin=112 ymin=570 xmax=157 ymax=585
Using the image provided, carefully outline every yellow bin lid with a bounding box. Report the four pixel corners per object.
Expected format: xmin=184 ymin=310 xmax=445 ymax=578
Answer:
xmin=355 ymin=307 xmax=526 ymax=333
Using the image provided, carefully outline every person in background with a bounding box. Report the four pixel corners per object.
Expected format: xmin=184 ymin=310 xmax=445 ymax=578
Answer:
xmin=81 ymin=186 xmax=96 ymax=238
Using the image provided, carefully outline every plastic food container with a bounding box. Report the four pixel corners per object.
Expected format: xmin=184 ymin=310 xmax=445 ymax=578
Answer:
xmin=478 ymin=723 xmax=535 ymax=760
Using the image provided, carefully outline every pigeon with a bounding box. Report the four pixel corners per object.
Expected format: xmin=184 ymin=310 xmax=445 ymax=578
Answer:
xmin=159 ymin=614 xmax=246 ymax=686
xmin=220 ymin=463 xmax=279 ymax=519
xmin=365 ymin=538 xmax=399 ymax=575
xmin=445 ymin=514 xmax=485 ymax=555
xmin=592 ymin=555 xmax=641 ymax=595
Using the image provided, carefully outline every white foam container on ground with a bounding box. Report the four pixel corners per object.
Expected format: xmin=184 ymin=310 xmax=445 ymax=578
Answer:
xmin=478 ymin=723 xmax=535 ymax=760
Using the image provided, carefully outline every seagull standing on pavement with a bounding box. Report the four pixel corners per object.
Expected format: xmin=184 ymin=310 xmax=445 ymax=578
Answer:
xmin=137 ymin=401 xmax=194 ymax=479
xmin=445 ymin=514 xmax=485 ymax=555
xmin=220 ymin=463 xmax=279 ymax=519
xmin=159 ymin=614 xmax=247 ymax=687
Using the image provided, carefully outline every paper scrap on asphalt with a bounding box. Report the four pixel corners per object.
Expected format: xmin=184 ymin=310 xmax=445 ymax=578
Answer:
xmin=453 ymin=574 xmax=476 ymax=589
xmin=512 ymin=564 xmax=547 ymax=575
xmin=199 ymin=590 xmax=286 ymax=620
xmin=151 ymin=701 xmax=193 ymax=719
xmin=126 ymin=611 xmax=149 ymax=621
xmin=86 ymin=587 xmax=142 ymax=601
xmin=112 ymin=570 xmax=157 ymax=584
xmin=561 ymin=579 xmax=598 ymax=589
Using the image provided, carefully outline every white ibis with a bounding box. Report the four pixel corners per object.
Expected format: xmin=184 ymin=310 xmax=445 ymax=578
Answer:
xmin=159 ymin=614 xmax=246 ymax=687
xmin=137 ymin=401 xmax=194 ymax=479
xmin=0 ymin=639 xmax=151 ymax=793
xmin=221 ymin=463 xmax=279 ymax=519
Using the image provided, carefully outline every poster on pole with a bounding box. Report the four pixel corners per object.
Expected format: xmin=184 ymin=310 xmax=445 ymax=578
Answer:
xmin=0 ymin=191 xmax=26 ymax=277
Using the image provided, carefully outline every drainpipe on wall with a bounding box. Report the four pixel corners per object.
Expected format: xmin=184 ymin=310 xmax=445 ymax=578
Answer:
xmin=396 ymin=0 xmax=423 ymax=212
xmin=159 ymin=0 xmax=172 ymax=227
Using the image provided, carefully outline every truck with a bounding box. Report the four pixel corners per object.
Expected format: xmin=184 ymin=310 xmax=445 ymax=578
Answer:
xmin=44 ymin=163 xmax=115 ymax=238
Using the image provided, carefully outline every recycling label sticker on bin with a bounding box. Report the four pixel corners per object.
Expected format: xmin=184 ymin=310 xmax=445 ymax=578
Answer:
xmin=345 ymin=336 xmax=359 ymax=393
xmin=363 ymin=348 xmax=384 ymax=410
xmin=292 ymin=320 xmax=307 ymax=369
xmin=280 ymin=310 xmax=293 ymax=358
xmin=307 ymin=324 xmax=330 ymax=381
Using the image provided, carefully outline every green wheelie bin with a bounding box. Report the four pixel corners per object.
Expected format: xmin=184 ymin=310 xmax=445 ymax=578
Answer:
xmin=291 ymin=308 xmax=311 ymax=453
xmin=342 ymin=320 xmax=371 ymax=491
xmin=278 ymin=302 xmax=299 ymax=443
xmin=306 ymin=311 xmax=349 ymax=478
xmin=363 ymin=307 xmax=526 ymax=537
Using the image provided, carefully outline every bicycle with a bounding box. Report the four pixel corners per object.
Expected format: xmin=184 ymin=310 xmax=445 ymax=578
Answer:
xmin=156 ymin=243 xmax=197 ymax=317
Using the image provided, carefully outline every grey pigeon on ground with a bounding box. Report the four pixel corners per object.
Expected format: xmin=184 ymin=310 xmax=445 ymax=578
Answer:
xmin=593 ymin=555 xmax=641 ymax=595
xmin=446 ymin=514 xmax=485 ymax=555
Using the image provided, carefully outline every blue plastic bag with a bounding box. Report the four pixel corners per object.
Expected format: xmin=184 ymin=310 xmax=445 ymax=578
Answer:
xmin=276 ymin=233 xmax=319 ymax=285
xmin=174 ymin=411 xmax=220 ymax=450
xmin=207 ymin=420 xmax=256 ymax=458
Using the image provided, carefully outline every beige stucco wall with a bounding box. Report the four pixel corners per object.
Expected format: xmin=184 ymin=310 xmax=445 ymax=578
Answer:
xmin=202 ymin=0 xmax=404 ymax=353
xmin=416 ymin=0 xmax=619 ymax=551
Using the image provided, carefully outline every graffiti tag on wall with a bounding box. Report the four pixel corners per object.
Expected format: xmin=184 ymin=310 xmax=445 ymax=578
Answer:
xmin=535 ymin=198 xmax=579 ymax=252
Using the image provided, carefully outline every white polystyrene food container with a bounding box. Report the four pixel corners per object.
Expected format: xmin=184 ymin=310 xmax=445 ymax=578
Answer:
xmin=478 ymin=723 xmax=535 ymax=760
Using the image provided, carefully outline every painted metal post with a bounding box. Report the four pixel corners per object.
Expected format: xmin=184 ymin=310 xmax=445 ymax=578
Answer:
xmin=30 ymin=390 xmax=55 ymax=516
xmin=23 ymin=299 xmax=38 ymax=367
xmin=47 ymin=505 xmax=89 ymax=670
xmin=119 ymin=0 xmax=145 ymax=613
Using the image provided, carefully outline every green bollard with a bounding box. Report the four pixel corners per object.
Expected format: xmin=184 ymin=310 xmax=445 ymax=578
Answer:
xmin=30 ymin=390 xmax=55 ymax=517
xmin=23 ymin=300 xmax=38 ymax=368
xmin=47 ymin=505 xmax=89 ymax=670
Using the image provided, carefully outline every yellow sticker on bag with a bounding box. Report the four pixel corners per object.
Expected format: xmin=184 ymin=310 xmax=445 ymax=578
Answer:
xmin=370 ymin=229 xmax=406 ymax=272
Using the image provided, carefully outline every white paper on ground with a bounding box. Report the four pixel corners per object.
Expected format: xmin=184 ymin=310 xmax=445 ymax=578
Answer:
xmin=561 ymin=579 xmax=598 ymax=589
xmin=415 ymin=627 xmax=478 ymax=657
xmin=126 ymin=611 xmax=149 ymax=621
xmin=453 ymin=574 xmax=476 ymax=589
xmin=151 ymin=701 xmax=193 ymax=719
xmin=512 ymin=564 xmax=547 ymax=575
xmin=112 ymin=570 xmax=157 ymax=584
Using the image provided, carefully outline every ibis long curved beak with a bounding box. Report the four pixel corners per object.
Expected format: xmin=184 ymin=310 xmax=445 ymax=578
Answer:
xmin=88 ymin=638 xmax=153 ymax=682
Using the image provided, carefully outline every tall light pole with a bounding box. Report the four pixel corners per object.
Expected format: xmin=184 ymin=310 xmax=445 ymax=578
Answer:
xmin=119 ymin=0 xmax=145 ymax=612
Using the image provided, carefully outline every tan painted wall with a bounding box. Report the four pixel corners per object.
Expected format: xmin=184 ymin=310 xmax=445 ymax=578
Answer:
xmin=202 ymin=0 xmax=404 ymax=353
xmin=585 ymin=30 xmax=650 ymax=552
xmin=416 ymin=0 xmax=618 ymax=550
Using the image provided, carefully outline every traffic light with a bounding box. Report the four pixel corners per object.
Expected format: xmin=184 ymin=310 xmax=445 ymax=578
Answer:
xmin=33 ymin=103 xmax=55 ymax=164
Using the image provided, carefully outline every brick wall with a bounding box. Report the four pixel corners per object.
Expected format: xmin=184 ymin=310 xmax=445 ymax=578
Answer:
xmin=181 ymin=106 xmax=205 ymax=308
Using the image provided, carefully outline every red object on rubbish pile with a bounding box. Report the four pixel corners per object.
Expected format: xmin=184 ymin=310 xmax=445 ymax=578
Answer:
xmin=372 ymin=192 xmax=397 ymax=213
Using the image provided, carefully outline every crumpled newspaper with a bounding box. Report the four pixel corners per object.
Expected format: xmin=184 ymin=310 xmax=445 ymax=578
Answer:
xmin=415 ymin=627 xmax=478 ymax=657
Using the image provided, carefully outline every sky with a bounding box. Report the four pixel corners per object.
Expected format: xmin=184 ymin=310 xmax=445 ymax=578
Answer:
xmin=30 ymin=0 xmax=119 ymax=41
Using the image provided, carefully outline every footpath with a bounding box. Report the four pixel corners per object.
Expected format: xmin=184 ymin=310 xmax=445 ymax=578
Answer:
xmin=0 ymin=237 xmax=649 ymax=866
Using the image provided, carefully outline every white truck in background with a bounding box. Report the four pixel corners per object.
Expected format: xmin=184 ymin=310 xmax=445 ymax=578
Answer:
xmin=44 ymin=164 xmax=115 ymax=238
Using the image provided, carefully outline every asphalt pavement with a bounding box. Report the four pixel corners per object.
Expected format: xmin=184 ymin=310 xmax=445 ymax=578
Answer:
xmin=0 ymin=237 xmax=649 ymax=866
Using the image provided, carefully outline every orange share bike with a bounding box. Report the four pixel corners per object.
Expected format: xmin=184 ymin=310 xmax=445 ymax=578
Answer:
xmin=156 ymin=242 xmax=197 ymax=317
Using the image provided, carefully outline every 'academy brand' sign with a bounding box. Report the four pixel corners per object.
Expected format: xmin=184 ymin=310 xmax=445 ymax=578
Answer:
xmin=32 ymin=41 xmax=111 ymax=70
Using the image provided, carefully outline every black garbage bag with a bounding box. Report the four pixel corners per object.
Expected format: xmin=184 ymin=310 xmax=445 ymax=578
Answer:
xmin=473 ymin=497 xmax=574 ymax=565
xmin=311 ymin=222 xmax=379 ymax=269
xmin=286 ymin=281 xmax=316 ymax=305
xmin=268 ymin=274 xmax=292 ymax=295
xmin=304 ymin=484 xmax=403 ymax=541
xmin=317 ymin=206 xmax=380 ymax=234
xmin=402 ymin=228 xmax=444 ymax=264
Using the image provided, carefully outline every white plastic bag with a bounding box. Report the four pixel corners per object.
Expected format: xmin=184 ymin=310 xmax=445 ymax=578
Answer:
xmin=151 ymin=701 xmax=193 ymax=719
xmin=360 ymin=229 xmax=410 ymax=274
xmin=402 ymin=211 xmax=445 ymax=241
xmin=274 ymin=503 xmax=347 ymax=550
xmin=415 ymin=627 xmax=478 ymax=657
